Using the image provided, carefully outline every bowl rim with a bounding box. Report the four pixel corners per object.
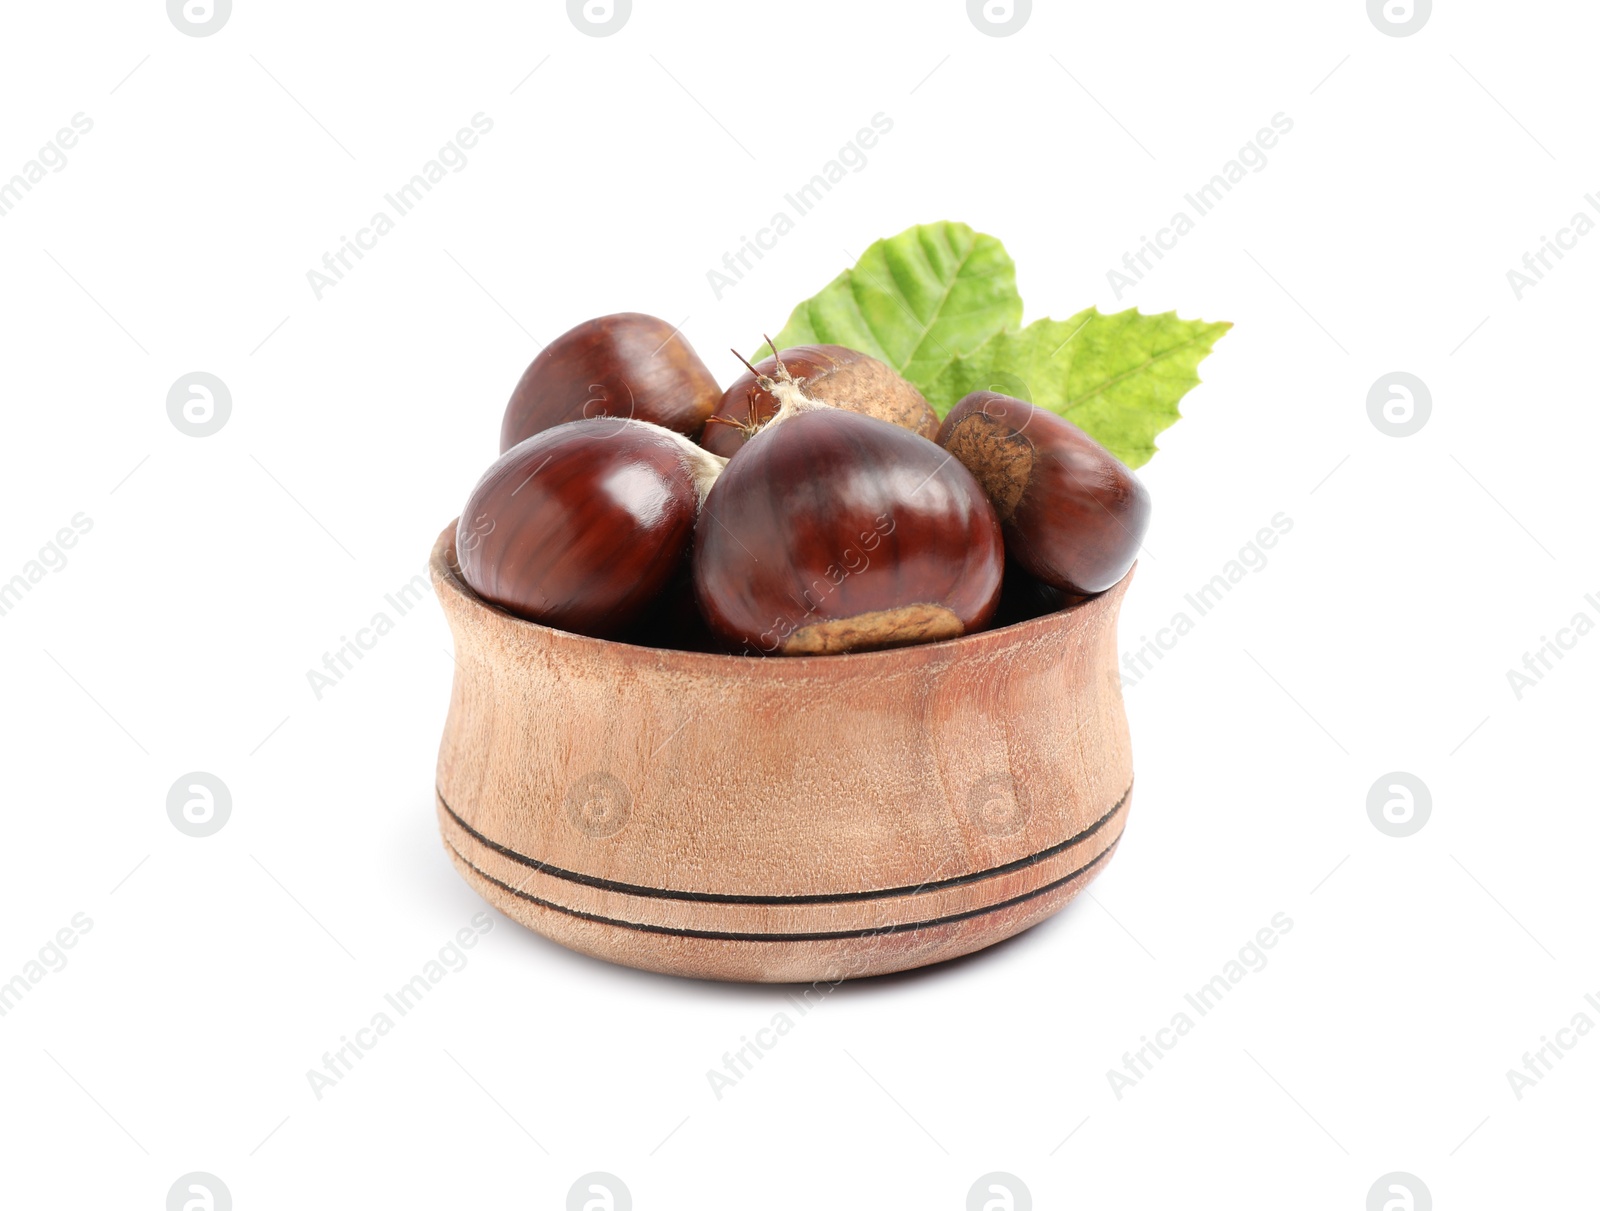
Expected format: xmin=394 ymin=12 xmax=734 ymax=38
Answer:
xmin=430 ymin=520 xmax=1132 ymax=672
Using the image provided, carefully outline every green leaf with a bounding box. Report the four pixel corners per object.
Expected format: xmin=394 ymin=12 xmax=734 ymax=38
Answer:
xmin=760 ymin=221 xmax=1023 ymax=389
xmin=923 ymin=308 xmax=1232 ymax=469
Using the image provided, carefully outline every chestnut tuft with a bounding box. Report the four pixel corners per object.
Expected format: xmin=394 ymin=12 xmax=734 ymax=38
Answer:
xmin=693 ymin=358 xmax=1002 ymax=656
xmin=700 ymin=343 xmax=938 ymax=457
xmin=500 ymin=313 xmax=722 ymax=452
xmin=937 ymin=392 xmax=1150 ymax=596
xmin=458 ymin=418 xmax=724 ymax=638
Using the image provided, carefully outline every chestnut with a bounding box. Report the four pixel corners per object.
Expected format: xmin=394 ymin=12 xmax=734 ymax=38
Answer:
xmin=936 ymin=392 xmax=1150 ymax=596
xmin=500 ymin=313 xmax=722 ymax=452
xmin=700 ymin=343 xmax=938 ymax=457
xmin=693 ymin=359 xmax=1002 ymax=656
xmin=458 ymin=418 xmax=724 ymax=638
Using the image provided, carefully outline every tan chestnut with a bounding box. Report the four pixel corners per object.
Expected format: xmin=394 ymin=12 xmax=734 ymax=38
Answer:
xmin=500 ymin=313 xmax=722 ymax=452
xmin=937 ymin=392 xmax=1150 ymax=596
xmin=700 ymin=343 xmax=938 ymax=457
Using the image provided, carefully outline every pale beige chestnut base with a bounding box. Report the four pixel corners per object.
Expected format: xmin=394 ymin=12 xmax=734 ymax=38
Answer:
xmin=430 ymin=523 xmax=1135 ymax=983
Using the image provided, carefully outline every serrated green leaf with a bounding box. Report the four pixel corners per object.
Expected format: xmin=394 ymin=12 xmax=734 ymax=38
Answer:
xmin=924 ymin=308 xmax=1231 ymax=469
xmin=761 ymin=221 xmax=1023 ymax=387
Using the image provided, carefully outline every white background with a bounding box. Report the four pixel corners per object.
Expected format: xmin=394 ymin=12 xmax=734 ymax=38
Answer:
xmin=1 ymin=1 xmax=1594 ymax=1207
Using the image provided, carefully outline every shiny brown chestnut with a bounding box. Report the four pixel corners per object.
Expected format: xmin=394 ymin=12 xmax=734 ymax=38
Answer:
xmin=700 ymin=343 xmax=938 ymax=458
xmin=936 ymin=392 xmax=1150 ymax=596
xmin=693 ymin=361 xmax=1003 ymax=656
xmin=500 ymin=313 xmax=722 ymax=452
xmin=458 ymin=418 xmax=724 ymax=638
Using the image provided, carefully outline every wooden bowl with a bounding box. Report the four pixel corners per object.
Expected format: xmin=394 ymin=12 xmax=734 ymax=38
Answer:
xmin=430 ymin=523 xmax=1134 ymax=983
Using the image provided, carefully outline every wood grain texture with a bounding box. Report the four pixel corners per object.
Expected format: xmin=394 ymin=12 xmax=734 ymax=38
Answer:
xmin=430 ymin=522 xmax=1136 ymax=982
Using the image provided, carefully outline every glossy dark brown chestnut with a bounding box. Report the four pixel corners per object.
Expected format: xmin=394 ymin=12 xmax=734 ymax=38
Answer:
xmin=693 ymin=400 xmax=1003 ymax=656
xmin=458 ymin=419 xmax=723 ymax=638
xmin=936 ymin=392 xmax=1150 ymax=596
xmin=700 ymin=344 xmax=938 ymax=458
xmin=500 ymin=313 xmax=722 ymax=452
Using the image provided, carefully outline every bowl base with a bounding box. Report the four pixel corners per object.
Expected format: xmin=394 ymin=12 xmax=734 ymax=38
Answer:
xmin=438 ymin=789 xmax=1130 ymax=983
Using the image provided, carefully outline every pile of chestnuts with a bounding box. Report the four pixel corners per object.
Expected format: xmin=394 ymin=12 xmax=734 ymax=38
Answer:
xmin=455 ymin=312 xmax=1150 ymax=657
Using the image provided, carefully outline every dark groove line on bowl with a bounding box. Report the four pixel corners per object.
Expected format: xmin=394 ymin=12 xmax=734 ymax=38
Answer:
xmin=437 ymin=782 xmax=1131 ymax=906
xmin=446 ymin=833 xmax=1122 ymax=943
